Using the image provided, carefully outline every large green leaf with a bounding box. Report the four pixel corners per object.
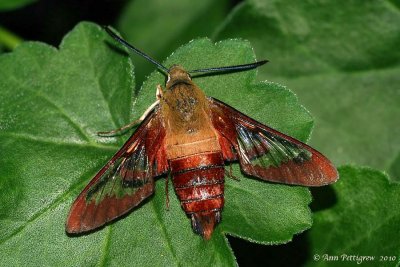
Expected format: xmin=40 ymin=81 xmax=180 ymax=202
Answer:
xmin=214 ymin=0 xmax=400 ymax=176
xmin=0 ymin=22 xmax=319 ymax=265
xmin=306 ymin=166 xmax=400 ymax=267
xmin=117 ymin=0 xmax=231 ymax=86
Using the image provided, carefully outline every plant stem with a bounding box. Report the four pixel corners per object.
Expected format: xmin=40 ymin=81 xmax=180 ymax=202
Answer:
xmin=0 ymin=25 xmax=23 ymax=50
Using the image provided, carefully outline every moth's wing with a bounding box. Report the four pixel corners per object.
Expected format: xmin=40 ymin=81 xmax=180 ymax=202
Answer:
xmin=209 ymin=97 xmax=338 ymax=186
xmin=66 ymin=108 xmax=168 ymax=233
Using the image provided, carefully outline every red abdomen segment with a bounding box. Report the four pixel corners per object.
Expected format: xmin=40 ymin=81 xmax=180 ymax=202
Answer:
xmin=170 ymin=151 xmax=225 ymax=239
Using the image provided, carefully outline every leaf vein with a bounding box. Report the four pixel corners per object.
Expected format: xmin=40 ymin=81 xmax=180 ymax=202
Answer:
xmin=83 ymin=31 xmax=120 ymax=131
xmin=0 ymin=178 xmax=89 ymax=245
xmin=151 ymin=198 xmax=180 ymax=266
xmin=0 ymin=132 xmax=119 ymax=151
xmin=98 ymin=226 xmax=112 ymax=267
xmin=4 ymin=74 xmax=91 ymax=142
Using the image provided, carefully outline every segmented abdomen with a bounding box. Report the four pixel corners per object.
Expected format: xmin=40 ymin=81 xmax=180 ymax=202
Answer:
xmin=170 ymin=151 xmax=225 ymax=238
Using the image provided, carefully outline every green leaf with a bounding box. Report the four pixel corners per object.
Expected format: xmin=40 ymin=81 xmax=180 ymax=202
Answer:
xmin=306 ymin=166 xmax=400 ymax=267
xmin=214 ymin=0 xmax=400 ymax=175
xmin=117 ymin=0 xmax=231 ymax=86
xmin=0 ymin=22 xmax=316 ymax=265
xmin=0 ymin=0 xmax=36 ymax=11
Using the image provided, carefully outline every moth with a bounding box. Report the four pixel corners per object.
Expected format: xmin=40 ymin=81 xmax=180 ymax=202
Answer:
xmin=66 ymin=26 xmax=338 ymax=240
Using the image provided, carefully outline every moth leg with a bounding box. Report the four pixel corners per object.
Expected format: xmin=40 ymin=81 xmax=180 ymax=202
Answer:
xmin=225 ymin=164 xmax=240 ymax=181
xmin=97 ymin=99 xmax=160 ymax=136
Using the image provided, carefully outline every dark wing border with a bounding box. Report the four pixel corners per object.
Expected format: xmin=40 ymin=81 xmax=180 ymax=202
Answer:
xmin=209 ymin=97 xmax=338 ymax=186
xmin=66 ymin=107 xmax=168 ymax=233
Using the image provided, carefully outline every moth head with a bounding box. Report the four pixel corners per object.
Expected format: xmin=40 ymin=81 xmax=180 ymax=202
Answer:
xmin=166 ymin=65 xmax=192 ymax=88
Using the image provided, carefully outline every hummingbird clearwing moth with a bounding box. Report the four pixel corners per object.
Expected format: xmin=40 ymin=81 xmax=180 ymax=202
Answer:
xmin=66 ymin=26 xmax=338 ymax=240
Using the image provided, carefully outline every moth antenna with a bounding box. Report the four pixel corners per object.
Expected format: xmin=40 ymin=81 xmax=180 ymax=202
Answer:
xmin=189 ymin=60 xmax=268 ymax=74
xmin=103 ymin=26 xmax=169 ymax=73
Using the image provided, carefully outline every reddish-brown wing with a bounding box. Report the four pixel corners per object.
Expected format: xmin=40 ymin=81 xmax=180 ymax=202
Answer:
xmin=66 ymin=107 xmax=168 ymax=233
xmin=209 ymin=98 xmax=338 ymax=186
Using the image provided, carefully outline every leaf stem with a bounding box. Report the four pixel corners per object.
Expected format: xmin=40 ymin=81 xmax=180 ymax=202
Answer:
xmin=0 ymin=25 xmax=23 ymax=50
